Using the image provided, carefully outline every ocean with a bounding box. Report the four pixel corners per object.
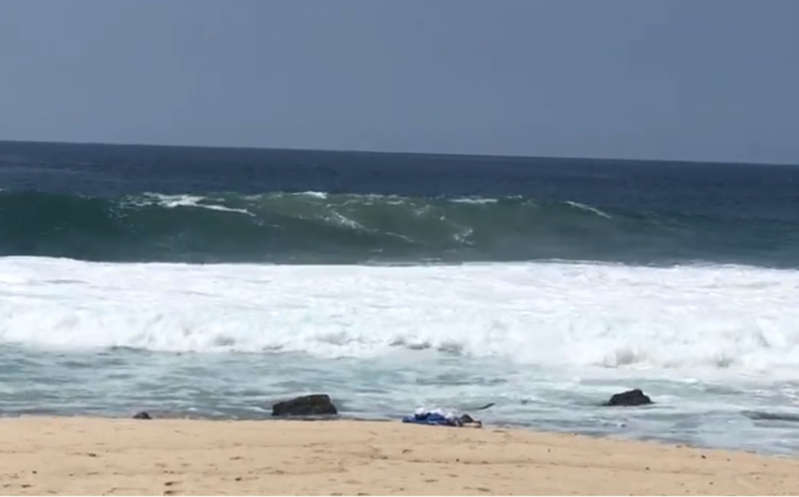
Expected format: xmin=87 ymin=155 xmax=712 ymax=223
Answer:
xmin=2 ymin=140 xmax=799 ymax=453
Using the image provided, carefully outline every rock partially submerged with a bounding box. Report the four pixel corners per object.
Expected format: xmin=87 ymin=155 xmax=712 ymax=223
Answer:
xmin=272 ymin=394 xmax=338 ymax=416
xmin=606 ymin=389 xmax=652 ymax=406
xmin=132 ymin=411 xmax=152 ymax=419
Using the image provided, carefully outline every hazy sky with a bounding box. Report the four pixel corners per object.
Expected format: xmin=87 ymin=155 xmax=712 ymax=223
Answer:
xmin=1 ymin=0 xmax=798 ymax=163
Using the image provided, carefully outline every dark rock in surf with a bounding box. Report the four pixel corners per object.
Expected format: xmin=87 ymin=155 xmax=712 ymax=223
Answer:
xmin=605 ymin=389 xmax=652 ymax=406
xmin=272 ymin=394 xmax=338 ymax=416
xmin=133 ymin=411 xmax=152 ymax=419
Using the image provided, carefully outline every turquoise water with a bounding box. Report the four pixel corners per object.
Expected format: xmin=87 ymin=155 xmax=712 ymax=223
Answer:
xmin=3 ymin=344 xmax=799 ymax=454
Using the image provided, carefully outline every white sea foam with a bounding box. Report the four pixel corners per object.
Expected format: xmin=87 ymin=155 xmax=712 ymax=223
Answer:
xmin=292 ymin=191 xmax=328 ymax=199
xmin=450 ymin=197 xmax=499 ymax=204
xmin=565 ymin=200 xmax=612 ymax=219
xmin=325 ymin=211 xmax=366 ymax=230
xmin=1 ymin=257 xmax=798 ymax=380
xmin=131 ymin=193 xmax=254 ymax=216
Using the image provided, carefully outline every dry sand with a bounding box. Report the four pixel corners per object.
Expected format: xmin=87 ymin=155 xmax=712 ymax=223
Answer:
xmin=1 ymin=416 xmax=798 ymax=495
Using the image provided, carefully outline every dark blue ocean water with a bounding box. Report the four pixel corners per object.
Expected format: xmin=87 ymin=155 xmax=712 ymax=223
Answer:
xmin=1 ymin=140 xmax=798 ymax=266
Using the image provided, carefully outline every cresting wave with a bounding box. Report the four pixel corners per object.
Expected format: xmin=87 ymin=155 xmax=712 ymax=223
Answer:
xmin=2 ymin=257 xmax=799 ymax=377
xmin=0 ymin=190 xmax=796 ymax=265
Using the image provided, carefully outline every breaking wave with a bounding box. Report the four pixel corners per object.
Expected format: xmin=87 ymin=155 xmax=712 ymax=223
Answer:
xmin=0 ymin=190 xmax=795 ymax=265
xmin=1 ymin=257 xmax=798 ymax=377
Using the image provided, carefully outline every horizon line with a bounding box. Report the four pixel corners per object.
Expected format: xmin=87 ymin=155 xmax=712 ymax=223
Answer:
xmin=0 ymin=138 xmax=796 ymax=168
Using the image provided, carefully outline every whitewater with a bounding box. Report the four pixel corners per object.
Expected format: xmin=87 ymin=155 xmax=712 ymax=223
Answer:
xmin=2 ymin=256 xmax=799 ymax=452
xmin=3 ymin=257 xmax=798 ymax=375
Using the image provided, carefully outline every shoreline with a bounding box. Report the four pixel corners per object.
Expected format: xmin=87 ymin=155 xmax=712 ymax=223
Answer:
xmin=2 ymin=416 xmax=798 ymax=495
xmin=2 ymin=410 xmax=792 ymax=457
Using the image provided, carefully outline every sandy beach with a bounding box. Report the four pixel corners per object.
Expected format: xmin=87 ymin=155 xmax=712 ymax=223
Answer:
xmin=0 ymin=417 xmax=797 ymax=495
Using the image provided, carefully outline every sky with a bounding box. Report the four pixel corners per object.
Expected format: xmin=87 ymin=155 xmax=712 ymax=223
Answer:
xmin=1 ymin=0 xmax=798 ymax=164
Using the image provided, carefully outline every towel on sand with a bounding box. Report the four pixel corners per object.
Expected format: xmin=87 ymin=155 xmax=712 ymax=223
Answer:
xmin=402 ymin=408 xmax=482 ymax=428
